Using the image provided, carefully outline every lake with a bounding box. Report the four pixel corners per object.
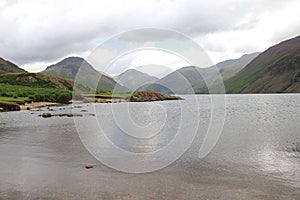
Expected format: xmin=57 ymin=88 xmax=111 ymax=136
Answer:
xmin=0 ymin=94 xmax=300 ymax=199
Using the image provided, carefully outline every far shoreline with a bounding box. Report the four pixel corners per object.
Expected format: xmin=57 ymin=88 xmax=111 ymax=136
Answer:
xmin=1 ymin=91 xmax=183 ymax=112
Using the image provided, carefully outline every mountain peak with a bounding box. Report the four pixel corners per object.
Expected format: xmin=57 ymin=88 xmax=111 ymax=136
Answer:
xmin=42 ymin=57 xmax=128 ymax=92
xmin=45 ymin=56 xmax=85 ymax=70
xmin=119 ymin=68 xmax=140 ymax=75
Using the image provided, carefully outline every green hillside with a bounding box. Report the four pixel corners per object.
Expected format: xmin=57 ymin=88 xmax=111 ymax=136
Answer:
xmin=0 ymin=57 xmax=26 ymax=74
xmin=0 ymin=72 xmax=74 ymax=90
xmin=217 ymin=52 xmax=260 ymax=80
xmin=0 ymin=72 xmax=94 ymax=107
xmin=225 ymin=35 xmax=300 ymax=93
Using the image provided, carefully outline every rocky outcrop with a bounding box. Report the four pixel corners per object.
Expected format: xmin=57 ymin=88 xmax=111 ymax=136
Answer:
xmin=16 ymin=76 xmax=37 ymax=83
xmin=0 ymin=101 xmax=21 ymax=111
xmin=129 ymin=90 xmax=182 ymax=102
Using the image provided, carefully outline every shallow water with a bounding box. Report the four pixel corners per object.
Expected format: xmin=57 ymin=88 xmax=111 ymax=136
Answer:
xmin=0 ymin=94 xmax=300 ymax=199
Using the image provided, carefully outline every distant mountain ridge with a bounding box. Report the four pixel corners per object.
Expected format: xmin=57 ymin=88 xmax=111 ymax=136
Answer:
xmin=115 ymin=69 xmax=158 ymax=91
xmin=138 ymin=52 xmax=259 ymax=94
xmin=42 ymin=57 xmax=128 ymax=92
xmin=225 ymin=35 xmax=300 ymax=93
xmin=0 ymin=57 xmax=27 ymax=74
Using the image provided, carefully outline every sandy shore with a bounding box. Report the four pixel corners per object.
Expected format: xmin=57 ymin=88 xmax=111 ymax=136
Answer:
xmin=20 ymin=102 xmax=59 ymax=110
xmin=18 ymin=98 xmax=127 ymax=111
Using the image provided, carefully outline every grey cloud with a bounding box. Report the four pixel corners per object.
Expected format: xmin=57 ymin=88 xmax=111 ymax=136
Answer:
xmin=270 ymin=26 xmax=300 ymax=44
xmin=0 ymin=0 xmax=298 ymax=67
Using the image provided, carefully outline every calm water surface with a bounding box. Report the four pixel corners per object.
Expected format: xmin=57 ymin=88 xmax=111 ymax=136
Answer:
xmin=0 ymin=94 xmax=299 ymax=199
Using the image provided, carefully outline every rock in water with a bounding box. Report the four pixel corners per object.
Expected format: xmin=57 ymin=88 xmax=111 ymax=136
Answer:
xmin=42 ymin=113 xmax=52 ymax=118
xmin=40 ymin=113 xmax=83 ymax=118
xmin=85 ymin=164 xmax=94 ymax=169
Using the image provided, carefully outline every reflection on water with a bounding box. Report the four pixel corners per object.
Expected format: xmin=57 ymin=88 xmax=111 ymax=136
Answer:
xmin=285 ymin=141 xmax=300 ymax=157
xmin=205 ymin=94 xmax=300 ymax=183
xmin=255 ymin=146 xmax=298 ymax=178
xmin=97 ymin=101 xmax=183 ymax=153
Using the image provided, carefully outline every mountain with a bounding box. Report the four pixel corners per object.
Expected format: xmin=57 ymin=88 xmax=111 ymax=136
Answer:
xmin=191 ymin=52 xmax=260 ymax=93
xmin=0 ymin=57 xmax=26 ymax=74
xmin=137 ymin=83 xmax=174 ymax=94
xmin=216 ymin=52 xmax=260 ymax=80
xmin=42 ymin=57 xmax=128 ymax=92
xmin=225 ymin=35 xmax=300 ymax=93
xmin=115 ymin=69 xmax=158 ymax=91
xmin=155 ymin=66 xmax=206 ymax=94
xmin=142 ymin=53 xmax=259 ymax=94
xmin=135 ymin=64 xmax=174 ymax=79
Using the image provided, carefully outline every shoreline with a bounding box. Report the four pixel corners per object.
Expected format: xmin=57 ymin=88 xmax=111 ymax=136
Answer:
xmin=1 ymin=97 xmax=182 ymax=112
xmin=20 ymin=102 xmax=60 ymax=110
xmin=0 ymin=91 xmax=182 ymax=112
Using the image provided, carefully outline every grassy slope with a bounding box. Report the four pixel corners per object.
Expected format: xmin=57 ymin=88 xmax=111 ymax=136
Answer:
xmin=225 ymin=35 xmax=300 ymax=93
xmin=0 ymin=73 xmax=73 ymax=90
xmin=0 ymin=83 xmax=72 ymax=103
xmin=0 ymin=73 xmax=86 ymax=104
xmin=0 ymin=57 xmax=26 ymax=74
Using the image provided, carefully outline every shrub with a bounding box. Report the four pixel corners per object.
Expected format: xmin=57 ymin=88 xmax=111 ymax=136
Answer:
xmin=0 ymin=83 xmax=73 ymax=103
xmin=28 ymin=95 xmax=35 ymax=100
xmin=56 ymin=92 xmax=72 ymax=103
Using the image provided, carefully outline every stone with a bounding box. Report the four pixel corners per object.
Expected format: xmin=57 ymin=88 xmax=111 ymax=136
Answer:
xmin=85 ymin=164 xmax=94 ymax=169
xmin=42 ymin=113 xmax=52 ymax=118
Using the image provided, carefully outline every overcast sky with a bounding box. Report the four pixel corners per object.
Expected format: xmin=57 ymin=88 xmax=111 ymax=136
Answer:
xmin=0 ymin=0 xmax=300 ymax=75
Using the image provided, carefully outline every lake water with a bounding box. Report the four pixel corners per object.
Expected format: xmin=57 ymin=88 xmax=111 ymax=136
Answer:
xmin=0 ymin=94 xmax=300 ymax=199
